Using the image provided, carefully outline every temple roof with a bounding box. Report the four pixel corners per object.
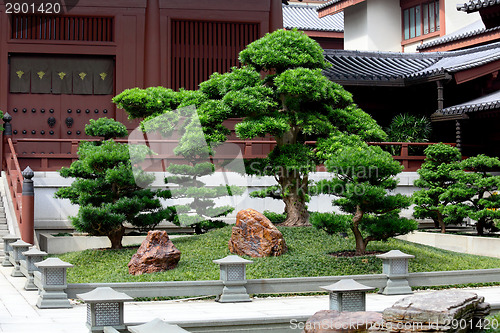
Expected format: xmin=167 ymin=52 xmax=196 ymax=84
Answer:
xmin=457 ymin=0 xmax=500 ymax=13
xmin=437 ymin=90 xmax=500 ymax=116
xmin=417 ymin=20 xmax=500 ymax=51
xmin=323 ymin=41 xmax=500 ymax=86
xmin=283 ymin=4 xmax=344 ymax=32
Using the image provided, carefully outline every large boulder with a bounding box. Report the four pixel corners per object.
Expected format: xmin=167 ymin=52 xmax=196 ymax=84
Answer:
xmin=228 ymin=208 xmax=287 ymax=257
xmin=128 ymin=231 xmax=181 ymax=275
xmin=374 ymin=290 xmax=490 ymax=332
xmin=304 ymin=310 xmax=383 ymax=333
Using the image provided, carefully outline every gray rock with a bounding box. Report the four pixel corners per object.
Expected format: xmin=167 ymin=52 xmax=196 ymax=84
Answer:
xmin=372 ymin=290 xmax=490 ymax=332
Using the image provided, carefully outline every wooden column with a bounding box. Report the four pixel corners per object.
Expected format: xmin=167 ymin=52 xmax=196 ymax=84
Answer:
xmin=144 ymin=0 xmax=161 ymax=87
xmin=455 ymin=120 xmax=462 ymax=152
xmin=269 ymin=0 xmax=284 ymax=32
xmin=437 ymin=80 xmax=444 ymax=111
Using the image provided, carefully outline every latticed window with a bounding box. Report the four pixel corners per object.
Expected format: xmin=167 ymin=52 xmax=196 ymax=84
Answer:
xmin=403 ymin=0 xmax=440 ymax=40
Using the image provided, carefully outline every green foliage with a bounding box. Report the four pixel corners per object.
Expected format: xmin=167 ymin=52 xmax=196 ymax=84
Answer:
xmin=315 ymin=145 xmax=415 ymax=254
xmin=113 ymin=29 xmax=386 ymax=227
xmin=263 ymin=210 xmax=287 ymax=224
xmin=413 ymin=144 xmax=465 ymax=232
xmin=55 ymin=121 xmax=171 ymax=249
xmin=239 ymin=28 xmax=329 ymax=73
xmin=443 ymin=154 xmax=500 ymax=235
xmin=386 ymin=113 xmax=432 ymax=155
xmin=84 ymin=117 xmax=128 ymax=140
xmin=58 ymin=226 xmax=500 ymax=284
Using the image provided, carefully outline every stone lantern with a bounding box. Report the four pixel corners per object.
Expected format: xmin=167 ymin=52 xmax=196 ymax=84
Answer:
xmin=2 ymin=234 xmax=19 ymax=266
xmin=321 ymin=279 xmax=375 ymax=312
xmin=34 ymin=257 xmax=73 ymax=308
xmin=21 ymin=247 xmax=47 ymax=290
xmin=128 ymin=318 xmax=189 ymax=333
xmin=77 ymin=287 xmax=133 ymax=333
xmin=376 ymin=250 xmax=414 ymax=295
xmin=213 ymin=255 xmax=253 ymax=303
xmin=10 ymin=239 xmax=31 ymax=277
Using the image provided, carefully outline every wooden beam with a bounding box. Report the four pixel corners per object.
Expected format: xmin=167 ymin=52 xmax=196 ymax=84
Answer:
xmin=318 ymin=0 xmax=366 ymax=18
xmin=454 ymin=59 xmax=500 ymax=85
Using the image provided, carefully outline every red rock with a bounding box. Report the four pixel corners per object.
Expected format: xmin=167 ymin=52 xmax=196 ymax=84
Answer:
xmin=128 ymin=231 xmax=181 ymax=275
xmin=228 ymin=208 xmax=287 ymax=257
xmin=304 ymin=310 xmax=383 ymax=333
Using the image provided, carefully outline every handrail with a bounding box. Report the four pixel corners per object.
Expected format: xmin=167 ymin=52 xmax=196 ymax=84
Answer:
xmin=11 ymin=138 xmax=457 ymax=172
xmin=5 ymin=138 xmax=23 ymax=231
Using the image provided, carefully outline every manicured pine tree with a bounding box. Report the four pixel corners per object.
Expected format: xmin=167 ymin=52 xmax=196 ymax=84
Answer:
xmin=55 ymin=118 xmax=174 ymax=249
xmin=114 ymin=91 xmax=243 ymax=234
xmin=412 ymin=143 xmax=465 ymax=233
xmin=313 ymin=141 xmax=416 ymax=255
xmin=441 ymin=154 xmax=500 ymax=235
xmin=197 ymin=29 xmax=386 ymax=226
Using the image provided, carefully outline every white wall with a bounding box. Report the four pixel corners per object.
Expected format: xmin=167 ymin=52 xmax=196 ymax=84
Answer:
xmin=367 ymin=0 xmax=402 ymax=52
xmin=344 ymin=0 xmax=401 ymax=51
xmin=344 ymin=2 xmax=369 ymax=50
xmin=30 ymin=171 xmax=420 ymax=231
xmin=343 ymin=0 xmax=483 ymax=53
xmin=444 ymin=1 xmax=480 ymax=37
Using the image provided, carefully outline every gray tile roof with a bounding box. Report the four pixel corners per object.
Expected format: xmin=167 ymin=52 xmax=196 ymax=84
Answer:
xmin=323 ymin=41 xmax=500 ymax=86
xmin=417 ymin=20 xmax=500 ymax=50
xmin=457 ymin=0 xmax=500 ymax=13
xmin=438 ymin=90 xmax=500 ymax=115
xmin=283 ymin=4 xmax=344 ymax=32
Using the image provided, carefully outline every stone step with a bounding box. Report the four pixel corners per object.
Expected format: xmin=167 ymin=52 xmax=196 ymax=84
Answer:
xmin=0 ymin=225 xmax=8 ymax=231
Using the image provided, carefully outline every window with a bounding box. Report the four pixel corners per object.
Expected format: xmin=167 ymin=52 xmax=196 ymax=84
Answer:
xmin=403 ymin=1 xmax=440 ymax=41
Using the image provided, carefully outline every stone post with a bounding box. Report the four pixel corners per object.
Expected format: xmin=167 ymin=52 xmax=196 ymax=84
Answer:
xmin=2 ymin=112 xmax=12 ymax=168
xmin=20 ymin=247 xmax=47 ymax=290
xmin=321 ymin=279 xmax=375 ymax=312
xmin=2 ymin=234 xmax=19 ymax=266
xmin=34 ymin=257 xmax=73 ymax=308
xmin=376 ymin=250 xmax=414 ymax=295
xmin=21 ymin=166 xmax=35 ymax=245
xmin=77 ymin=287 xmax=133 ymax=333
xmin=10 ymin=239 xmax=31 ymax=277
xmin=213 ymin=255 xmax=253 ymax=303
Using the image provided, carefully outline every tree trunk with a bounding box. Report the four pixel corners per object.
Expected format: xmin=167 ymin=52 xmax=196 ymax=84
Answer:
xmin=352 ymin=205 xmax=366 ymax=255
xmin=108 ymin=226 xmax=125 ymax=249
xmin=437 ymin=211 xmax=446 ymax=233
xmin=476 ymin=218 xmax=485 ymax=236
xmin=280 ymin=171 xmax=310 ymax=227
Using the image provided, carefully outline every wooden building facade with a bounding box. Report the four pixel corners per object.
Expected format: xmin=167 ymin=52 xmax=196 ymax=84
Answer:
xmin=0 ymin=0 xmax=282 ymax=169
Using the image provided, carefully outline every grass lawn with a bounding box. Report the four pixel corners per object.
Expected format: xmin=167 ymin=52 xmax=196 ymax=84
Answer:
xmin=58 ymin=226 xmax=500 ymax=284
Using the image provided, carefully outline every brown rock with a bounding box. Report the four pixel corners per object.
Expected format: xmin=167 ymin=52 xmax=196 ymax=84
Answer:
xmin=128 ymin=231 xmax=181 ymax=275
xmin=228 ymin=209 xmax=287 ymax=257
xmin=304 ymin=310 xmax=383 ymax=333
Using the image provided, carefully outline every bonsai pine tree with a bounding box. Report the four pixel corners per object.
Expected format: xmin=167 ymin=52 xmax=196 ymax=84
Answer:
xmin=113 ymin=91 xmax=242 ymax=234
xmin=313 ymin=143 xmax=416 ymax=255
xmin=198 ymin=29 xmax=386 ymax=226
xmin=55 ymin=118 xmax=174 ymax=249
xmin=441 ymin=155 xmax=500 ymax=236
xmin=114 ymin=30 xmax=386 ymax=227
xmin=413 ymin=144 xmax=465 ymax=233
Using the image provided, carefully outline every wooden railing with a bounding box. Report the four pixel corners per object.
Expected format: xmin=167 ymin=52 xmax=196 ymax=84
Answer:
xmin=8 ymin=138 xmax=455 ymax=172
xmin=4 ymin=138 xmax=24 ymax=231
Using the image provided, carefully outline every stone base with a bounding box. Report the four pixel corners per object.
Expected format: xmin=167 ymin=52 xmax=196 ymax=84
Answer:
xmin=379 ymin=277 xmax=412 ymax=295
xmin=216 ymin=285 xmax=251 ymax=303
xmin=2 ymin=256 xmax=13 ymax=267
xmin=11 ymin=265 xmax=24 ymax=277
xmin=88 ymin=323 xmax=126 ymax=333
xmin=36 ymin=290 xmax=72 ymax=309
xmin=24 ymin=275 xmax=37 ymax=291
